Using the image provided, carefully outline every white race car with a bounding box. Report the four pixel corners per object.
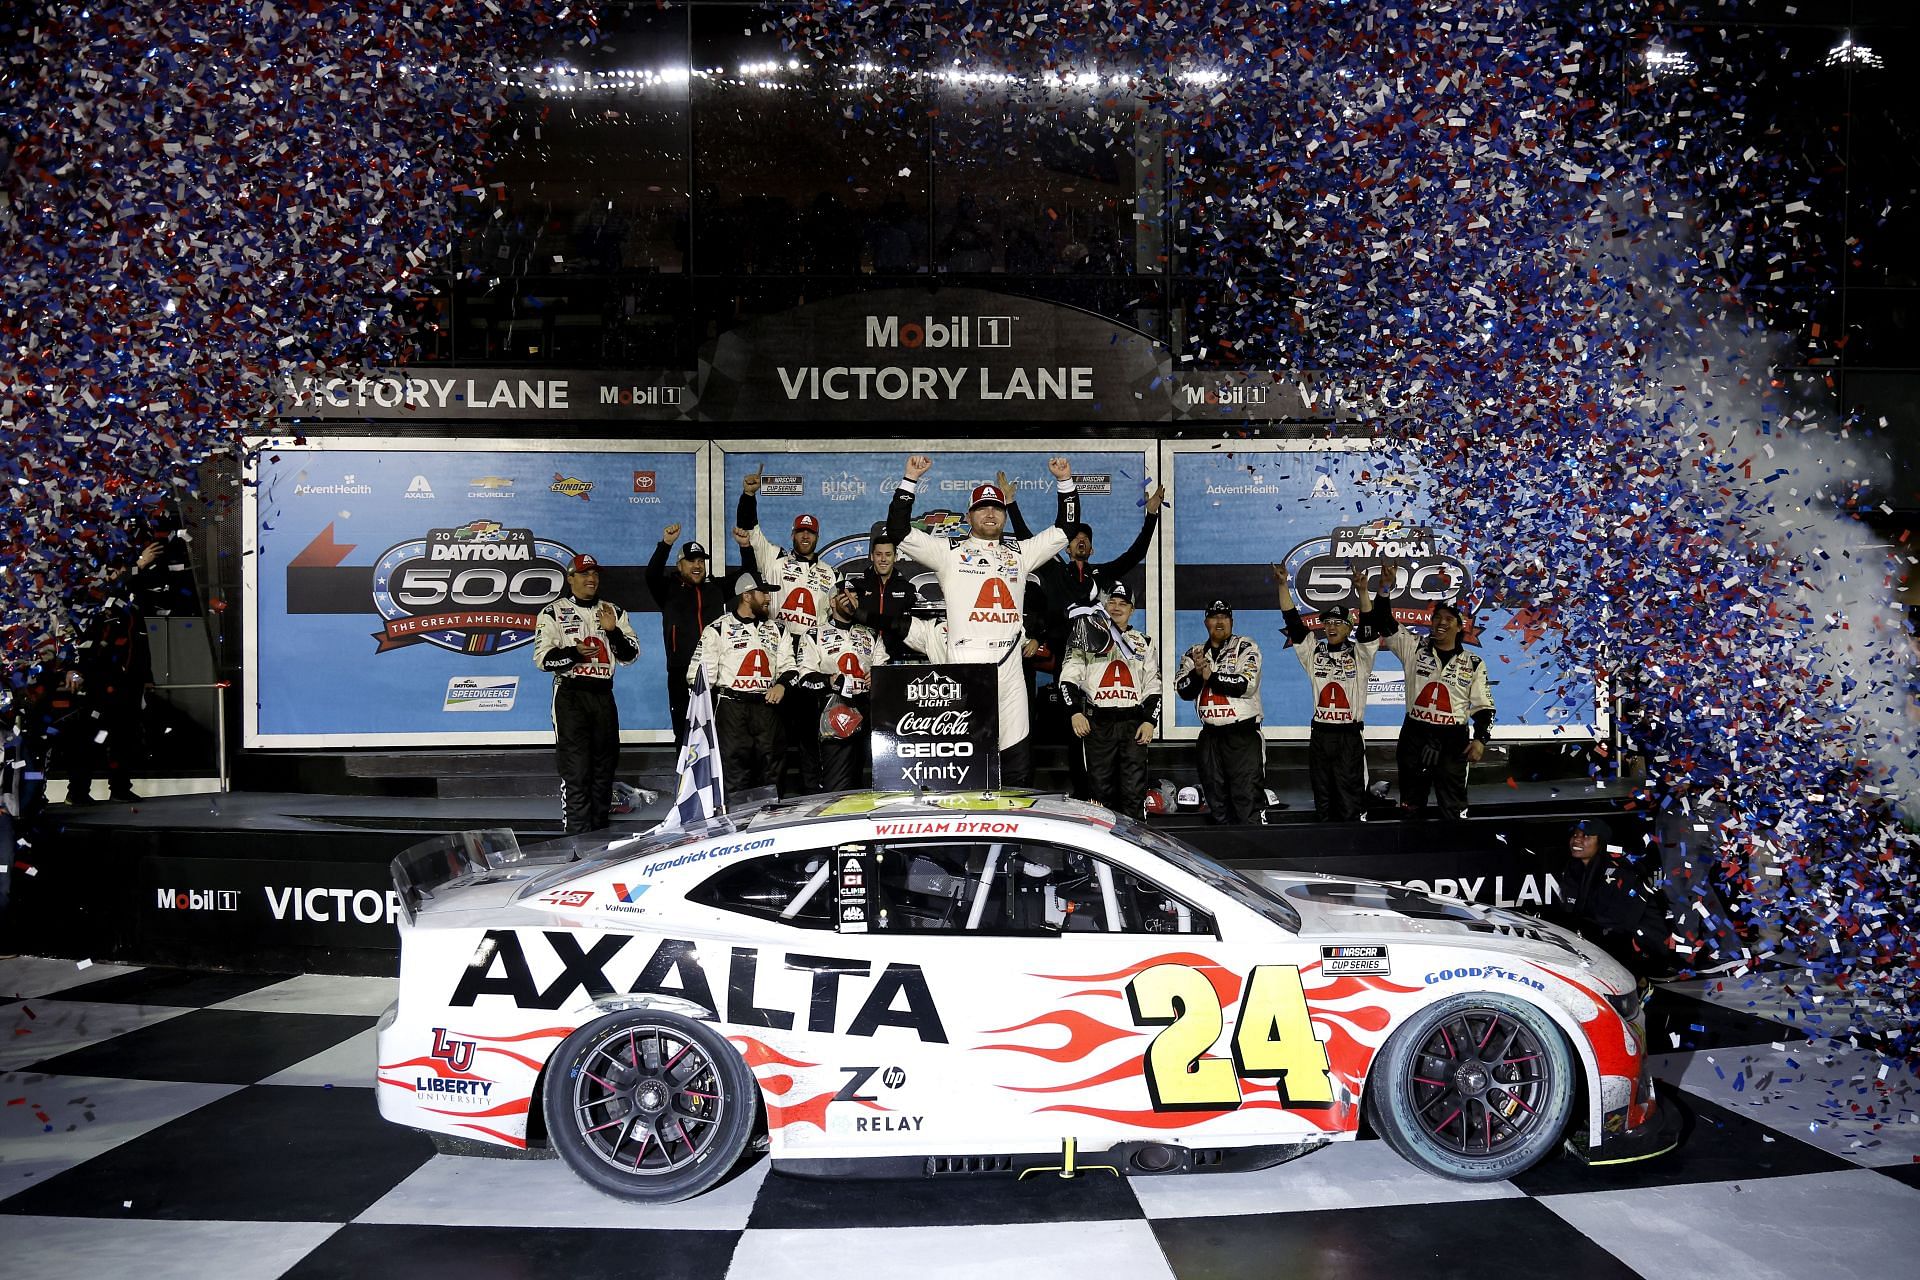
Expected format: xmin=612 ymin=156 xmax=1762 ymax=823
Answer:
xmin=377 ymin=792 xmax=1678 ymax=1201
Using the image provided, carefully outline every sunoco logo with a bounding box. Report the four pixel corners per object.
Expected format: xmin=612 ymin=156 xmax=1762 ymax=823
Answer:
xmin=550 ymin=474 xmax=593 ymax=500
xmin=865 ymin=314 xmax=1013 ymax=349
xmin=1278 ymin=520 xmax=1474 ymax=625
xmin=370 ymin=525 xmax=573 ymax=656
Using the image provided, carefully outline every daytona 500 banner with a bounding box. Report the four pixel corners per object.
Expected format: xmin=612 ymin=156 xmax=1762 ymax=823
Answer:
xmin=1167 ymin=443 xmax=1596 ymax=739
xmin=246 ymin=441 xmax=703 ymax=746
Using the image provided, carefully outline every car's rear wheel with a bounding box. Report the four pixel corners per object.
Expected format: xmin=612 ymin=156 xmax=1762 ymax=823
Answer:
xmin=544 ymin=1008 xmax=755 ymax=1202
xmin=1364 ymin=992 xmax=1575 ymax=1182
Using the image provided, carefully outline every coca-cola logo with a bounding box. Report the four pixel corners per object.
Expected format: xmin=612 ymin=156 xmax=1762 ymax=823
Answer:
xmin=897 ymin=709 xmax=972 ymax=736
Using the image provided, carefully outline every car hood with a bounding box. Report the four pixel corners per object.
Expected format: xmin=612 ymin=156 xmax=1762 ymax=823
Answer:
xmin=1252 ymin=870 xmax=1609 ymax=974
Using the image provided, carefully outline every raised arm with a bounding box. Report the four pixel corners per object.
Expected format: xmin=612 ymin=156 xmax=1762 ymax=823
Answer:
xmin=1274 ymin=564 xmax=1308 ymax=648
xmin=999 ymin=469 xmax=1035 ymax=540
xmin=1096 ymin=483 xmax=1163 ymax=578
xmin=886 ymin=454 xmax=932 ymax=545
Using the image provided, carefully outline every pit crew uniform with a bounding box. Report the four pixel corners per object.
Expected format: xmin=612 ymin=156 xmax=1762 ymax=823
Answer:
xmin=1282 ymin=605 xmax=1379 ymax=821
xmin=535 ymin=594 xmax=641 ymax=835
xmin=689 ymin=610 xmax=793 ymax=806
xmin=792 ymin=615 xmax=888 ymax=792
xmin=1174 ymin=618 xmax=1265 ymax=824
xmin=1372 ymin=605 xmax=1493 ymax=816
xmin=644 ymin=539 xmax=723 ymax=744
xmin=886 ymin=475 xmax=1079 ymax=787
xmin=1061 ymin=622 xmax=1161 ymax=818
xmin=738 ymin=494 xmax=839 ymax=792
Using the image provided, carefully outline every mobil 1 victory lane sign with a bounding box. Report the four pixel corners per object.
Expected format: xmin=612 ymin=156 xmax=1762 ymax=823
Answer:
xmin=870 ymin=665 xmax=1000 ymax=792
xmin=698 ymin=287 xmax=1171 ymax=422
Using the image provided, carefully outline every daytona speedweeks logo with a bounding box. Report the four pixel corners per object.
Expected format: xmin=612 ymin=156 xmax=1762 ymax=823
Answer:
xmin=370 ymin=522 xmax=574 ymax=655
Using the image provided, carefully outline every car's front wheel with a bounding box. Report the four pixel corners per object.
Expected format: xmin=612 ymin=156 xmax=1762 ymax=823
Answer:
xmin=544 ymin=1007 xmax=756 ymax=1202
xmin=1364 ymin=992 xmax=1575 ymax=1182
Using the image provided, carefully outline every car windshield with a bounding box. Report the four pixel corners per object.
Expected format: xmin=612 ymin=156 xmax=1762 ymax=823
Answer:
xmin=1110 ymin=815 xmax=1302 ymax=933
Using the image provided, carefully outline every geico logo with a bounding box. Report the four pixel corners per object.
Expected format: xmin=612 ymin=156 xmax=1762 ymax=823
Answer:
xmin=897 ymin=741 xmax=974 ymax=758
xmin=264 ymin=886 xmax=404 ymax=925
xmin=155 ymin=888 xmax=240 ymax=911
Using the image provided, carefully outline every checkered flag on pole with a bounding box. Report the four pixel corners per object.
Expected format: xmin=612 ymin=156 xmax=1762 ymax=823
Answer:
xmin=653 ymin=668 xmax=726 ymax=829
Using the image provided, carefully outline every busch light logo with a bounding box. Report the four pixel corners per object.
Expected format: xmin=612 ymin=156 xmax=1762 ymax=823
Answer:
xmin=371 ymin=525 xmax=572 ymax=655
xmin=819 ymin=470 xmax=868 ymax=502
xmin=906 ymin=673 xmax=964 ymax=706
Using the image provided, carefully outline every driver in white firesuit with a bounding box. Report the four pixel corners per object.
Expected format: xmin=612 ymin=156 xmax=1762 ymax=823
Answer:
xmin=885 ymin=454 xmax=1080 ymax=787
xmin=534 ymin=553 xmax=641 ymax=835
xmin=1276 ymin=563 xmax=1379 ymax=821
xmin=736 ymin=463 xmax=838 ymax=794
xmin=1061 ymin=581 xmax=1161 ymax=818
xmin=689 ymin=572 xmax=794 ymax=806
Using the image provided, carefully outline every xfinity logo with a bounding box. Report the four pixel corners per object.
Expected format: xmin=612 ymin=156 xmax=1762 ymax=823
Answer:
xmin=864 ymin=314 xmax=1013 ymax=349
xmin=156 ymin=888 xmax=240 ymax=912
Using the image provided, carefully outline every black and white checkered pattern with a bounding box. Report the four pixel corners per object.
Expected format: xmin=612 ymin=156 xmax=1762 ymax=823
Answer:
xmin=2 ymin=956 xmax=1916 ymax=1279
xmin=658 ymin=668 xmax=725 ymax=830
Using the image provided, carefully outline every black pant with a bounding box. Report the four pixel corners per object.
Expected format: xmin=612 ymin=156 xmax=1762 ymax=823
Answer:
xmin=717 ymin=695 xmax=780 ymax=805
xmin=1397 ymin=720 xmax=1470 ymax=816
xmin=1197 ymin=720 xmax=1264 ymax=824
xmin=1082 ymin=712 xmax=1149 ymax=817
xmin=820 ymin=730 xmax=872 ymax=792
xmin=778 ymin=687 xmax=824 ymax=795
xmin=1309 ymin=722 xmax=1367 ymax=821
xmin=553 ymin=678 xmax=619 ymax=835
xmin=999 ymin=736 xmax=1032 ymax=789
xmin=665 ymin=657 xmax=694 ymax=745
xmin=68 ymin=690 xmax=145 ymax=800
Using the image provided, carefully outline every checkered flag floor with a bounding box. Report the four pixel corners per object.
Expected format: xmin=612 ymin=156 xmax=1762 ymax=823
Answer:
xmin=2 ymin=956 xmax=1916 ymax=1279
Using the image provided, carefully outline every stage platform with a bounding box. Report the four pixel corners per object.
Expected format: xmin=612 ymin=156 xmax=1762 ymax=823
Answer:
xmin=7 ymin=772 xmax=1640 ymax=976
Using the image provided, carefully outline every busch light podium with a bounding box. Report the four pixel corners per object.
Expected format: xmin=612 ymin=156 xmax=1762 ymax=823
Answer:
xmin=870 ymin=665 xmax=1000 ymax=791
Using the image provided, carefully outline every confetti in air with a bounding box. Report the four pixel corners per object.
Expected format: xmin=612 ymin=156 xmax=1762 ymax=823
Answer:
xmin=0 ymin=1 xmax=588 ymax=675
xmin=784 ymin=0 xmax=1919 ymax=1063
xmin=0 ymin=0 xmax=1916 ymax=1073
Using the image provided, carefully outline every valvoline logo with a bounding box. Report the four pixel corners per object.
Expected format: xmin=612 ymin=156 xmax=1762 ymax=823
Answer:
xmin=613 ymin=883 xmax=649 ymax=904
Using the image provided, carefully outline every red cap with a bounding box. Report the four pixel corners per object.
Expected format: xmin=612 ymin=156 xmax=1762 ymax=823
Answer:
xmin=568 ymin=553 xmax=601 ymax=573
xmin=793 ymin=513 xmax=820 ymax=532
xmin=969 ymin=483 xmax=1007 ymax=511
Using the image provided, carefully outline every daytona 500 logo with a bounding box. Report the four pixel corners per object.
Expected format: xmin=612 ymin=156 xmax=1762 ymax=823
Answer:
xmin=1278 ymin=520 xmax=1474 ymax=626
xmin=371 ymin=522 xmax=575 ymax=655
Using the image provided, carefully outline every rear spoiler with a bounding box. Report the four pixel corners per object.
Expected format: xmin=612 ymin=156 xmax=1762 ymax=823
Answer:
xmin=391 ymin=829 xmax=524 ymax=924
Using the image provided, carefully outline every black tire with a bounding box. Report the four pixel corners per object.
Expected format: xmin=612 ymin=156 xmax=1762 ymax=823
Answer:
xmin=543 ymin=1007 xmax=756 ymax=1203
xmin=1364 ymin=992 xmax=1575 ymax=1182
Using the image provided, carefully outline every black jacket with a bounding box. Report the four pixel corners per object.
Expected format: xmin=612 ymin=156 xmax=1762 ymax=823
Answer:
xmin=849 ymin=565 xmax=921 ymax=658
xmin=644 ymin=541 xmax=725 ymax=666
xmin=1007 ymin=500 xmax=1158 ymax=660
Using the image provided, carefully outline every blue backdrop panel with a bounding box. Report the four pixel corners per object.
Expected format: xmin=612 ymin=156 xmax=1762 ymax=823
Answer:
xmin=1169 ymin=448 xmax=1593 ymax=737
xmin=252 ymin=446 xmax=695 ymax=745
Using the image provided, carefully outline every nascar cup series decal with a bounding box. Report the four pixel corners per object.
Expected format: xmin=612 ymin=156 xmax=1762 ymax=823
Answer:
xmin=369 ymin=522 xmax=574 ymax=655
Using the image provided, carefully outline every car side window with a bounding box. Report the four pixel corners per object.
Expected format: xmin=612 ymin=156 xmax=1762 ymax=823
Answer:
xmin=689 ymin=849 xmax=835 ymax=929
xmin=867 ymin=841 xmax=1214 ymax=936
